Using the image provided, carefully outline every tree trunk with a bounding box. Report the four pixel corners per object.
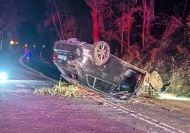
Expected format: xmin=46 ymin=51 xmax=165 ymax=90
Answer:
xmin=53 ymin=0 xmax=64 ymax=40
xmin=91 ymin=10 xmax=99 ymax=42
xmin=142 ymin=0 xmax=146 ymax=49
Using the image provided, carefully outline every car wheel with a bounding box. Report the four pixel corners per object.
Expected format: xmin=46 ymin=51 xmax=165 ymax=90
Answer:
xmin=149 ymin=71 xmax=163 ymax=90
xmin=92 ymin=41 xmax=110 ymax=66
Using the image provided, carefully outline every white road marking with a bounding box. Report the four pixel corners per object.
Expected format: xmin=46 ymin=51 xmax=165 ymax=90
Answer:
xmin=93 ymin=97 xmax=186 ymax=133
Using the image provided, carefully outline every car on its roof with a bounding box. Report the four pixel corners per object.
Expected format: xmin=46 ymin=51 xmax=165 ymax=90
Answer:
xmin=53 ymin=38 xmax=163 ymax=99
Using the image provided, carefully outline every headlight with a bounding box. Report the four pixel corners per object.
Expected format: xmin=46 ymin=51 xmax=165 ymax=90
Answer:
xmin=0 ymin=72 xmax=8 ymax=82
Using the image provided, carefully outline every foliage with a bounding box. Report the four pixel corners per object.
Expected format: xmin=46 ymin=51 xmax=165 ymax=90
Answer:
xmin=167 ymin=55 xmax=190 ymax=97
xmin=34 ymin=82 xmax=81 ymax=97
xmin=140 ymin=44 xmax=190 ymax=97
xmin=186 ymin=13 xmax=190 ymax=27
xmin=186 ymin=13 xmax=190 ymax=39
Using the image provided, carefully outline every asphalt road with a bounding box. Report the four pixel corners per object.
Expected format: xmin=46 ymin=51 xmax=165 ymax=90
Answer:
xmin=22 ymin=53 xmax=61 ymax=81
xmin=0 ymin=52 xmax=142 ymax=133
xmin=1 ymin=51 xmax=190 ymax=133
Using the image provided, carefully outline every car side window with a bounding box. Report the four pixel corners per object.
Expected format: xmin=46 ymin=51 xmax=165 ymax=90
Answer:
xmin=94 ymin=79 xmax=103 ymax=90
xmin=95 ymin=79 xmax=113 ymax=93
xmin=87 ymin=75 xmax=95 ymax=87
xmin=87 ymin=74 xmax=115 ymax=93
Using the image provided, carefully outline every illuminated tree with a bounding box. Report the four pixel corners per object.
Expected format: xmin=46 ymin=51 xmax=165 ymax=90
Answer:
xmin=85 ymin=0 xmax=113 ymax=42
xmin=86 ymin=0 xmax=156 ymax=55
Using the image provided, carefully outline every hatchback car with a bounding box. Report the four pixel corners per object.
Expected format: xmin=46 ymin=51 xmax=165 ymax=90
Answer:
xmin=53 ymin=38 xmax=163 ymax=99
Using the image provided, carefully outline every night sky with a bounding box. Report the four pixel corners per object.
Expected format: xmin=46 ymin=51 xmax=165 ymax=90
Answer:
xmin=0 ymin=0 xmax=189 ymax=49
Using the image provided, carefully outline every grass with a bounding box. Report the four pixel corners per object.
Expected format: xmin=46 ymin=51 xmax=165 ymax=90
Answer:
xmin=167 ymin=69 xmax=190 ymax=97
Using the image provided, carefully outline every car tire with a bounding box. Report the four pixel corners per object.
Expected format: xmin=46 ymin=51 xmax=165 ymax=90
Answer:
xmin=92 ymin=41 xmax=111 ymax=66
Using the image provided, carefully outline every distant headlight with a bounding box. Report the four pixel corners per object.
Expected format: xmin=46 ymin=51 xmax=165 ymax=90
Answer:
xmin=0 ymin=72 xmax=8 ymax=81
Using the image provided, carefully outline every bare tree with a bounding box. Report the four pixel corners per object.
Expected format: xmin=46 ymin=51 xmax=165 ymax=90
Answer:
xmin=44 ymin=0 xmax=77 ymax=40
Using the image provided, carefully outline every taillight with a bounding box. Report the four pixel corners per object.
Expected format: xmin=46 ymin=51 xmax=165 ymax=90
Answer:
xmin=136 ymin=75 xmax=142 ymax=81
xmin=52 ymin=53 xmax=58 ymax=61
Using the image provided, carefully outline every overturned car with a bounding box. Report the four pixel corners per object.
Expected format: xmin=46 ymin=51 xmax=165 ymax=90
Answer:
xmin=53 ymin=38 xmax=163 ymax=99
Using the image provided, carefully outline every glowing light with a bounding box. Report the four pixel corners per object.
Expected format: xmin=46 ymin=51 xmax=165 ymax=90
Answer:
xmin=0 ymin=72 xmax=8 ymax=82
xmin=137 ymin=75 xmax=142 ymax=81
xmin=10 ymin=40 xmax=15 ymax=45
xmin=52 ymin=53 xmax=57 ymax=61
xmin=158 ymin=93 xmax=190 ymax=101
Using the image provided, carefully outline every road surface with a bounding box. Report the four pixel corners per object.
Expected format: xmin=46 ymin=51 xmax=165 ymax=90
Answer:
xmin=0 ymin=52 xmax=190 ymax=133
xmin=0 ymin=67 xmax=142 ymax=132
xmin=1 ymin=52 xmax=142 ymax=133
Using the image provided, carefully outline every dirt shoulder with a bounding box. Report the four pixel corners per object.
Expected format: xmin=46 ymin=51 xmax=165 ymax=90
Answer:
xmin=138 ymin=97 xmax=190 ymax=116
